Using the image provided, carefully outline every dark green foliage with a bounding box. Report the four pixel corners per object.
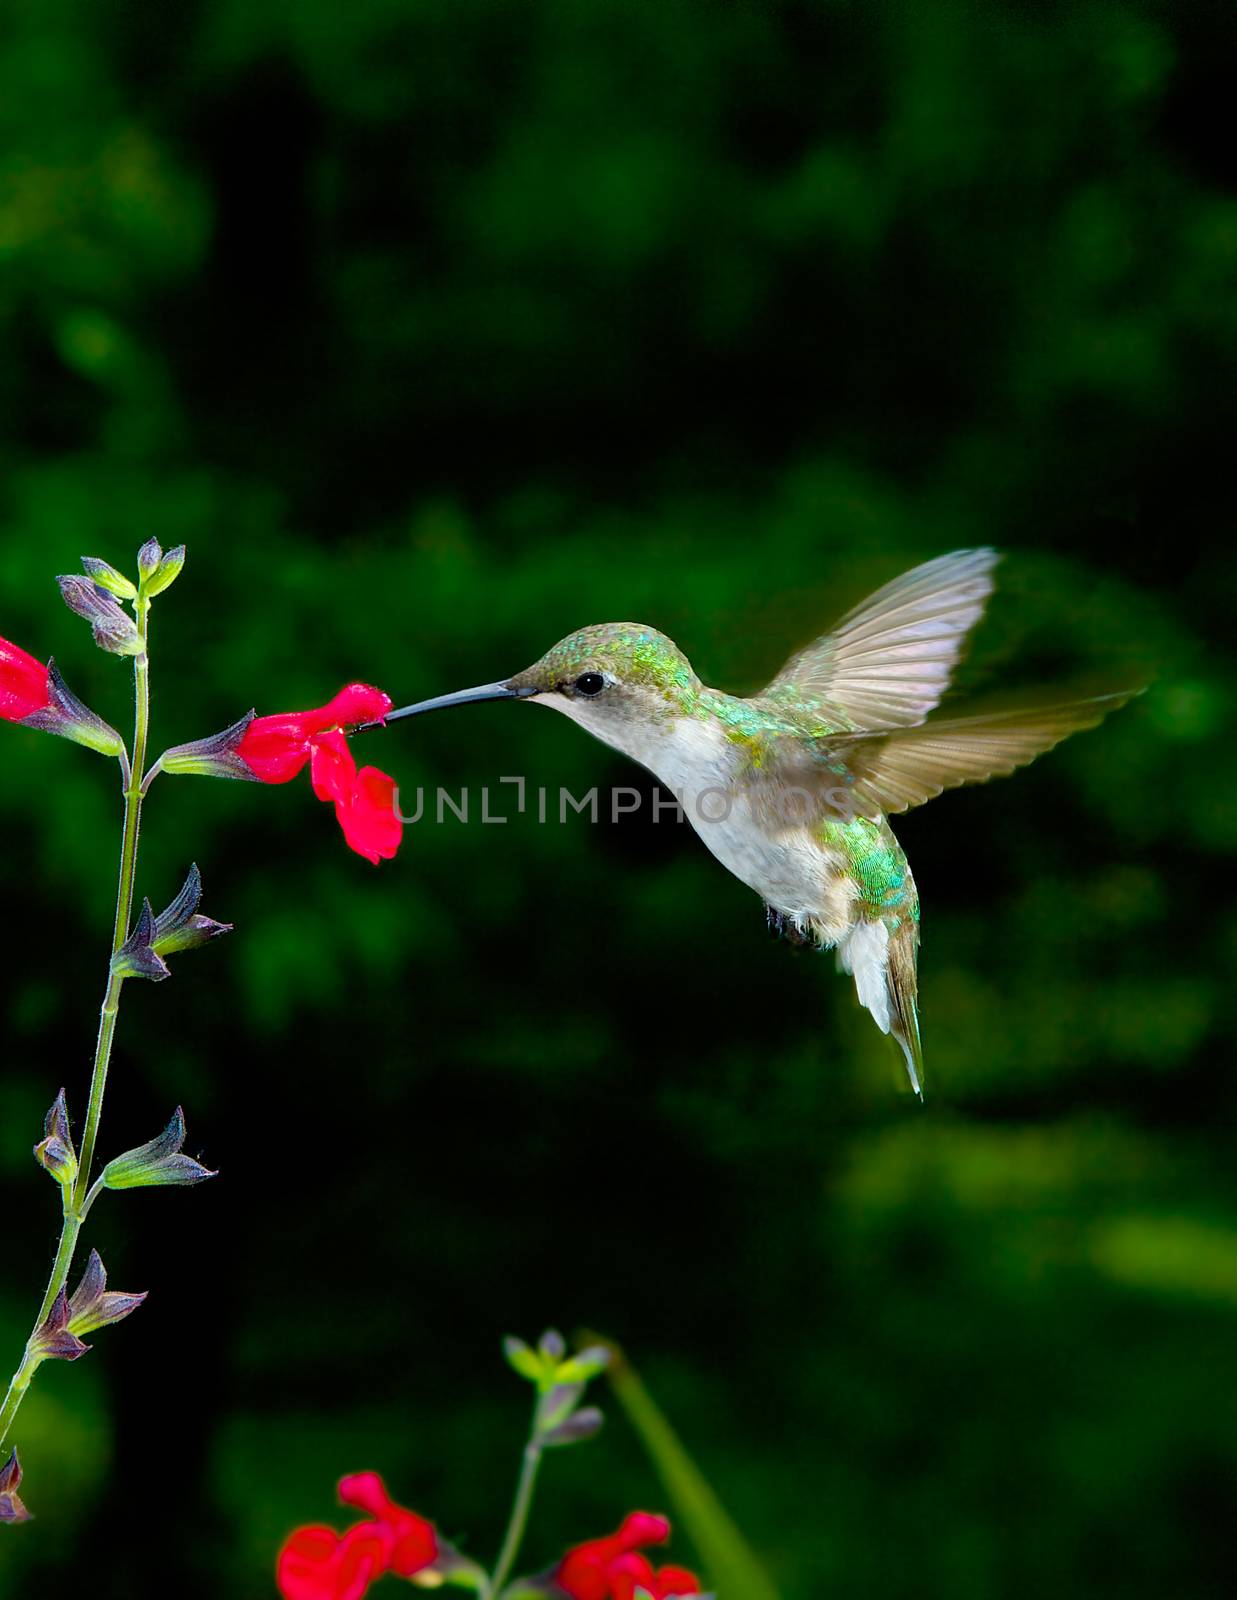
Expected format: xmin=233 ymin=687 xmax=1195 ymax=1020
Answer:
xmin=0 ymin=2 xmax=1233 ymax=1594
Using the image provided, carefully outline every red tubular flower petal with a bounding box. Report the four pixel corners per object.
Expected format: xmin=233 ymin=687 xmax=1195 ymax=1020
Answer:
xmin=557 ymin=1563 xmax=612 ymax=1600
xmin=337 ymin=1472 xmax=392 ymax=1519
xmin=276 ymin=1524 xmax=387 ymax=1600
xmin=333 ymin=1526 xmax=392 ymax=1600
xmin=278 ymin=1526 xmax=341 ymax=1600
xmin=607 ymin=1553 xmax=658 ymax=1600
xmin=335 ymin=1473 xmax=437 ymax=1576
xmin=651 ymin=1566 xmax=702 ymax=1598
xmin=388 ymin=1518 xmax=439 ymax=1577
xmin=335 ymin=765 xmax=402 ymax=864
xmin=0 ymin=637 xmax=52 ymax=722
xmin=315 ymin=684 xmax=392 ymax=731
xmin=237 ymin=685 xmax=392 ymax=783
xmin=614 ymin=1514 xmax=671 ymax=1552
xmin=236 ymin=712 xmax=319 ymax=783
xmin=233 ymin=683 xmax=402 ymax=859
xmin=558 ymin=1514 xmax=679 ymax=1600
xmin=310 ymin=729 xmax=358 ymax=804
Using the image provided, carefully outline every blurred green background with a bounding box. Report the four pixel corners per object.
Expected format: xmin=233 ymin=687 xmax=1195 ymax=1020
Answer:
xmin=1 ymin=0 xmax=1234 ymax=1594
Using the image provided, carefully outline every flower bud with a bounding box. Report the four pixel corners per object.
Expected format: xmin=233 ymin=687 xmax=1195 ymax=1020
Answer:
xmin=56 ymin=576 xmax=142 ymax=656
xmin=539 ymin=1328 xmax=567 ymax=1363
xmin=143 ymin=544 xmax=185 ymax=598
xmin=160 ymin=712 xmax=259 ymax=781
xmin=80 ymin=556 xmax=137 ymax=601
xmin=111 ymin=900 xmax=171 ymax=982
xmin=66 ymin=1248 xmax=146 ymax=1336
xmin=0 ymin=1449 xmax=31 ymax=1524
xmin=150 ymin=863 xmax=232 ymax=956
xmin=101 ymin=1106 xmax=216 ymax=1190
xmin=29 ymin=1288 xmax=90 ymax=1364
xmin=554 ymin=1345 xmax=611 ymax=1384
xmin=137 ymin=538 xmax=163 ymax=578
xmin=503 ymin=1336 xmax=545 ymax=1383
xmin=34 ymin=1088 xmax=77 ymax=1190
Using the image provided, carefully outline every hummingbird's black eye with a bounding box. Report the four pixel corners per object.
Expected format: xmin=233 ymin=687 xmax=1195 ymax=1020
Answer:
xmin=574 ymin=672 xmax=606 ymax=697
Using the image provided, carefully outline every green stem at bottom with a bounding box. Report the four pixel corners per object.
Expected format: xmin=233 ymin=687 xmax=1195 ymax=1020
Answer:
xmin=486 ymin=1407 xmax=545 ymax=1599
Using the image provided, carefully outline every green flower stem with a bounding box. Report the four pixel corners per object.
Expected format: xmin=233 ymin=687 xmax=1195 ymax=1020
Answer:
xmin=73 ymin=601 xmax=150 ymax=1203
xmin=486 ymin=1401 xmax=545 ymax=1600
xmin=0 ymin=598 xmax=152 ymax=1456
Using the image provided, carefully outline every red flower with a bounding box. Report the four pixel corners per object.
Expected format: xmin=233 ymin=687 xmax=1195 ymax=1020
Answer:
xmin=0 ymin=634 xmax=125 ymax=756
xmin=558 ymin=1513 xmax=701 ymax=1600
xmin=0 ymin=636 xmax=51 ymax=722
xmin=236 ymin=685 xmax=391 ymax=784
xmin=238 ymin=684 xmax=403 ymax=865
xmin=277 ymin=1525 xmax=387 ymax=1600
xmin=336 ymin=1472 xmax=438 ymax=1576
xmin=277 ymin=1473 xmax=438 ymax=1600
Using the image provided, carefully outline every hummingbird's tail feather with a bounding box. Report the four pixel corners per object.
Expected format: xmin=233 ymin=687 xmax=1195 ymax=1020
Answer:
xmin=887 ymin=918 xmax=924 ymax=1098
xmin=836 ymin=917 xmax=924 ymax=1097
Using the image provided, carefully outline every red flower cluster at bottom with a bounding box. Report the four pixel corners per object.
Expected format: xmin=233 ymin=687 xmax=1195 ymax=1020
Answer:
xmin=277 ymin=1473 xmax=437 ymax=1600
xmin=277 ymin=1485 xmax=702 ymax=1600
xmin=557 ymin=1511 xmax=701 ymax=1600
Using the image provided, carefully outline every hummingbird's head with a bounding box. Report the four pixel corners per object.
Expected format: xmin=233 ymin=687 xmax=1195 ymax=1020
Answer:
xmin=504 ymin=623 xmax=700 ymax=754
xmin=509 ymin=623 xmax=694 ymax=698
xmin=379 ymin=624 xmax=700 ymax=758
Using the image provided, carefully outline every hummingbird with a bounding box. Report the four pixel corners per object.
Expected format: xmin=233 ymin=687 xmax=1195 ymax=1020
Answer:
xmin=373 ymin=549 xmax=1135 ymax=1095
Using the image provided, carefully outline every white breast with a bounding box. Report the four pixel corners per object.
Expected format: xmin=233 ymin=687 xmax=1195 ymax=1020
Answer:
xmin=534 ymin=695 xmax=840 ymax=919
xmin=603 ymin=712 xmax=834 ymax=919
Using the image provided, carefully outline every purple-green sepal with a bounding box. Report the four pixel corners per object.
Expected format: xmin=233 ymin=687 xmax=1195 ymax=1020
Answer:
xmin=66 ymin=1249 xmax=147 ymax=1336
xmin=541 ymin=1405 xmax=604 ymax=1448
xmin=160 ymin=712 xmax=258 ymax=780
xmin=29 ymin=1288 xmax=90 ymax=1364
xmin=21 ymin=660 xmax=126 ymax=758
xmin=151 ymin=863 xmax=232 ymax=955
xmin=428 ymin=1539 xmax=489 ymax=1589
xmin=101 ymin=1106 xmax=216 ymax=1190
xmin=0 ymin=1449 xmax=31 ymax=1524
xmin=33 ymin=1088 xmax=77 ymax=1189
xmin=111 ymin=900 xmax=171 ymax=982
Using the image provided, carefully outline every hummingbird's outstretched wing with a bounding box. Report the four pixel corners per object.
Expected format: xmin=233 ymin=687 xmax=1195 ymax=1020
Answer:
xmin=761 ymin=547 xmax=999 ymax=731
xmin=828 ymin=690 xmax=1138 ymax=817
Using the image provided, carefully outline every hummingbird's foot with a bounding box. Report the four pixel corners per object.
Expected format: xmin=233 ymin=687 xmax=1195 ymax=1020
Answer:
xmin=766 ymin=905 xmax=808 ymax=946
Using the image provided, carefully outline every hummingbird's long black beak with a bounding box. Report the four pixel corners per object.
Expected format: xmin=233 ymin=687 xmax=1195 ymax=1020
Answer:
xmin=354 ymin=681 xmax=536 ymax=733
